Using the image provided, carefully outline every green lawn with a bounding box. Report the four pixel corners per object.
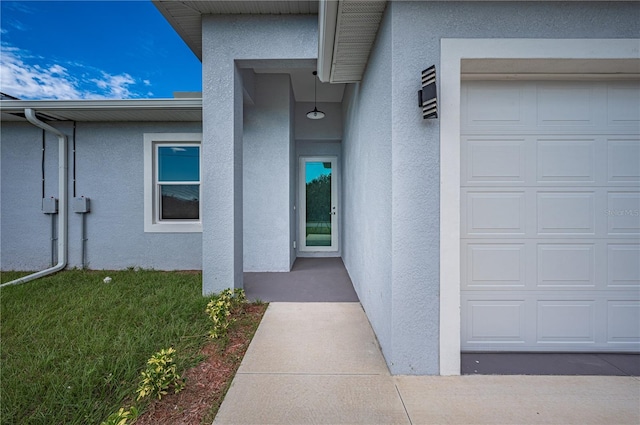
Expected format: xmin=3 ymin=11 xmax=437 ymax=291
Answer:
xmin=0 ymin=269 xmax=215 ymax=425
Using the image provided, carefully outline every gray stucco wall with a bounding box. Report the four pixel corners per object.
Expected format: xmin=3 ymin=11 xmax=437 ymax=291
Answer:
xmin=243 ymin=73 xmax=295 ymax=271
xmin=341 ymin=5 xmax=393 ymax=371
xmin=201 ymin=14 xmax=317 ymax=294
xmin=1 ymin=121 xmax=202 ymax=271
xmin=343 ymin=1 xmax=640 ymax=374
xmin=295 ymin=102 xmax=342 ymax=141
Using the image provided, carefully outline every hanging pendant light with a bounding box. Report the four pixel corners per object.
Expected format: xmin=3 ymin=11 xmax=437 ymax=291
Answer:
xmin=306 ymin=71 xmax=325 ymax=120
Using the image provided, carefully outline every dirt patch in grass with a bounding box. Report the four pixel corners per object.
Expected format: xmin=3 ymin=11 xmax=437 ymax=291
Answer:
xmin=134 ymin=303 xmax=267 ymax=425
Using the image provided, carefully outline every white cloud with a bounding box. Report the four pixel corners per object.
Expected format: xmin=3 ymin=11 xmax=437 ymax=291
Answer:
xmin=90 ymin=72 xmax=136 ymax=99
xmin=0 ymin=43 xmax=151 ymax=100
xmin=48 ymin=64 xmax=67 ymax=75
xmin=143 ymin=79 xmax=151 ymax=86
xmin=0 ymin=45 xmax=81 ymax=99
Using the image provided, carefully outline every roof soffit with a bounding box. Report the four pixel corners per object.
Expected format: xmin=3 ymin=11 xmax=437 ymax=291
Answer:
xmin=326 ymin=0 xmax=387 ymax=83
xmin=153 ymin=0 xmax=387 ymax=84
xmin=152 ymin=1 xmax=320 ymax=61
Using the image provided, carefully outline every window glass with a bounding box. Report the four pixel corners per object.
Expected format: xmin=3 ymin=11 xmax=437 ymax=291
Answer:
xmin=160 ymin=184 xmax=199 ymax=220
xmin=157 ymin=145 xmax=199 ymax=221
xmin=158 ymin=146 xmax=199 ymax=182
xmin=305 ymin=161 xmax=332 ymax=246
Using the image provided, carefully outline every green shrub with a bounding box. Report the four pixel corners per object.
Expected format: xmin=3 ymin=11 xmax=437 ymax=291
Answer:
xmin=135 ymin=347 xmax=185 ymax=401
xmin=100 ymin=406 xmax=139 ymax=425
xmin=205 ymin=289 xmax=246 ymax=339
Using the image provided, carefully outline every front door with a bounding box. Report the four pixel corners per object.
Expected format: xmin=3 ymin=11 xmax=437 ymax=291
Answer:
xmin=299 ymin=156 xmax=338 ymax=252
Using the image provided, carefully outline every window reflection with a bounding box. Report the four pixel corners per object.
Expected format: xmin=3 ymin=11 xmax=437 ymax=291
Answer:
xmin=305 ymin=162 xmax=332 ymax=246
xmin=157 ymin=145 xmax=200 ymax=221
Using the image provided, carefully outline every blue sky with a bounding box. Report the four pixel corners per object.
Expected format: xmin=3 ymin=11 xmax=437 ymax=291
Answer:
xmin=0 ymin=0 xmax=202 ymax=100
xmin=306 ymin=162 xmax=332 ymax=184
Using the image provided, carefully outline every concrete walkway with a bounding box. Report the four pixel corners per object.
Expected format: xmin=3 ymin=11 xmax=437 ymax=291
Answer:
xmin=213 ymin=303 xmax=640 ymax=425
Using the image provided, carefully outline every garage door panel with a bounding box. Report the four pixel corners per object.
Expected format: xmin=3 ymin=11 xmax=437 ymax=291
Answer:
xmin=464 ymin=243 xmax=526 ymax=289
xmin=461 ymin=80 xmax=640 ymax=353
xmin=536 ymin=138 xmax=596 ymax=184
xmin=607 ymin=82 xmax=640 ymax=126
xmin=463 ymin=82 xmax=529 ymax=127
xmin=607 ymin=244 xmax=640 ymax=287
xmin=536 ymin=83 xmax=597 ymax=127
xmin=537 ymin=244 xmax=596 ymax=288
xmin=536 ymin=191 xmax=596 ymax=235
xmin=463 ymin=299 xmax=527 ymax=344
xmin=607 ymin=192 xmax=640 ymax=235
xmin=463 ymin=137 xmax=527 ymax=184
xmin=607 ymin=139 xmax=640 ymax=184
xmin=462 ymin=292 xmax=640 ymax=351
xmin=607 ymin=300 xmax=640 ymax=343
xmin=464 ymin=190 xmax=526 ymax=236
xmin=537 ymin=300 xmax=596 ymax=343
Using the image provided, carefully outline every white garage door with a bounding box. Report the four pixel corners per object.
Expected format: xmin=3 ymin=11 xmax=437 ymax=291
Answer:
xmin=461 ymin=80 xmax=640 ymax=352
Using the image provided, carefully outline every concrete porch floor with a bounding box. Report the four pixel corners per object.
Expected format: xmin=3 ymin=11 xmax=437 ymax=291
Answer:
xmin=244 ymin=257 xmax=359 ymax=302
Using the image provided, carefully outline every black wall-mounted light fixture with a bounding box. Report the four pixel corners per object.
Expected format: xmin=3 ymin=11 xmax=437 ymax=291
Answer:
xmin=418 ymin=65 xmax=438 ymax=119
xmin=306 ymin=71 xmax=325 ymax=120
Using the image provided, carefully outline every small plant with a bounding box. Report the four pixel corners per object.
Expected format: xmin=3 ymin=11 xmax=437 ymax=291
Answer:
xmin=101 ymin=406 xmax=139 ymax=425
xmin=205 ymin=288 xmax=246 ymax=339
xmin=136 ymin=347 xmax=185 ymax=401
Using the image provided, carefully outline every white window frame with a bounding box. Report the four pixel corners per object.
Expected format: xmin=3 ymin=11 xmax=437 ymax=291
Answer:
xmin=144 ymin=133 xmax=203 ymax=233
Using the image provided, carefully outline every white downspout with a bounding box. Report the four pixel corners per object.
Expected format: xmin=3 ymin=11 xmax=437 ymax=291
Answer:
xmin=1 ymin=109 xmax=68 ymax=288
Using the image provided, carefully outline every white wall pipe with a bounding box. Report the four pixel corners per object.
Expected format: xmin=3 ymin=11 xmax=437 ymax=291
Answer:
xmin=1 ymin=109 xmax=68 ymax=288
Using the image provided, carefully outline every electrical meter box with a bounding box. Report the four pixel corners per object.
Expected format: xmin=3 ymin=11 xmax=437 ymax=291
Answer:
xmin=73 ymin=196 xmax=90 ymax=213
xmin=42 ymin=197 xmax=58 ymax=214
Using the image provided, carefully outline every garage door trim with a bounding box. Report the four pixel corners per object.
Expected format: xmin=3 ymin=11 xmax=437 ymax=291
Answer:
xmin=439 ymin=38 xmax=640 ymax=375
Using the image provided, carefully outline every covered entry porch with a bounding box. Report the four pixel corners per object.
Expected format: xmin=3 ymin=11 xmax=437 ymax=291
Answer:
xmin=244 ymin=257 xmax=358 ymax=302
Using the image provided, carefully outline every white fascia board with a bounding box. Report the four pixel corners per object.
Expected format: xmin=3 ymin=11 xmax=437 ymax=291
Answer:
xmin=0 ymin=98 xmax=202 ymax=113
xmin=317 ymin=0 xmax=339 ymax=83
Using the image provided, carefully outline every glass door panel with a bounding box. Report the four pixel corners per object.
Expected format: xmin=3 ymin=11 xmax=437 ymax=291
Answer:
xmin=299 ymin=157 xmax=338 ymax=252
xmin=305 ymin=161 xmax=332 ymax=246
